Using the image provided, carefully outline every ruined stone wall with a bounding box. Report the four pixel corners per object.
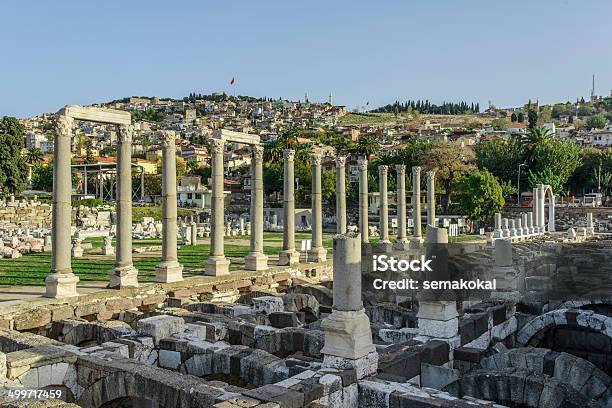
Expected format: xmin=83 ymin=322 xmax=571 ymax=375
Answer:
xmin=0 ymin=204 xmax=51 ymax=227
xmin=504 ymin=206 xmax=612 ymax=232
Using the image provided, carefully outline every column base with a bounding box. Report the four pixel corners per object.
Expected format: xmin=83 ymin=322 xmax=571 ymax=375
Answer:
xmin=307 ymin=246 xmax=328 ymax=262
xmin=205 ymin=256 xmax=230 ymax=276
xmin=322 ymin=351 xmax=378 ymax=380
xmin=108 ymin=265 xmax=139 ymax=288
xmin=278 ymin=249 xmax=300 ymax=266
xmin=245 ymin=252 xmax=269 ymax=271
xmin=376 ymin=240 xmax=393 ymax=253
xmin=321 ymin=309 xmax=375 ymax=361
xmin=393 ymin=239 xmax=411 ymax=251
xmin=44 ymin=273 xmax=79 ymax=298
xmin=155 ymin=261 xmax=184 ymax=283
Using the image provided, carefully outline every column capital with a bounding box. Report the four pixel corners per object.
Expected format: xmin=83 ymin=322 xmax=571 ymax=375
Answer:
xmin=283 ymin=149 xmax=295 ymax=162
xmin=395 ymin=164 xmax=406 ymax=175
xmin=117 ymin=124 xmax=134 ymax=144
xmin=412 ymin=166 xmax=422 ymax=176
xmin=426 ymin=170 xmax=436 ymax=179
xmin=158 ymin=130 xmax=176 ymax=147
xmin=357 ymin=158 xmax=368 ymax=170
xmin=336 ymin=155 xmax=347 ymax=168
xmin=209 ymin=138 xmax=225 ymax=154
xmin=251 ymin=145 xmax=264 ymax=161
xmin=55 ymin=115 xmax=74 ymax=138
xmin=378 ymin=165 xmax=388 ymax=176
xmin=311 ymin=152 xmax=322 ymax=166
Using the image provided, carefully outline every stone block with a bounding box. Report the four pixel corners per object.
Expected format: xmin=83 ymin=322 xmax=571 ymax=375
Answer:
xmin=75 ymin=302 xmax=106 ymax=318
xmin=159 ymin=349 xmax=181 ymax=369
xmin=136 ymin=315 xmax=185 ymax=344
xmin=269 ymin=312 xmax=300 ymax=328
xmin=13 ymin=308 xmax=51 ymax=330
xmin=253 ymin=296 xmax=284 ymax=315
xmin=243 ymin=384 xmax=305 ymax=408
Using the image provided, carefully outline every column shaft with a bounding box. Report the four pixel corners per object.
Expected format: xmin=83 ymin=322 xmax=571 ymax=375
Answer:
xmin=156 ymin=131 xmax=183 ymax=282
xmin=426 ymin=171 xmax=436 ymax=227
xmin=245 ymin=145 xmax=268 ymax=270
xmin=336 ymin=156 xmax=347 ymax=234
xmin=110 ymin=124 xmax=138 ymax=287
xmin=205 ymin=138 xmax=230 ymax=275
xmin=358 ymin=159 xmax=369 ymax=245
xmin=377 ymin=166 xmax=391 ymax=251
xmin=309 ymin=153 xmax=327 ymax=262
xmin=45 ymin=115 xmax=79 ymax=297
xmin=412 ymin=166 xmax=422 ymax=239
xmin=279 ymin=149 xmax=299 ymax=265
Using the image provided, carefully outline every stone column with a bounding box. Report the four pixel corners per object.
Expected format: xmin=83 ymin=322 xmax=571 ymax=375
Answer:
xmin=205 ymin=138 xmax=230 ymax=275
xmin=279 ymin=149 xmax=300 ymax=265
xmin=516 ymin=218 xmax=523 ymax=237
xmin=417 ymin=227 xmax=459 ymax=342
xmin=190 ymin=221 xmax=198 ymax=245
xmin=109 ymin=124 xmax=138 ymax=288
xmin=532 ymin=187 xmax=540 ymax=233
xmin=245 ymin=145 xmax=268 ymax=270
xmin=521 ymin=213 xmax=528 ymax=235
xmin=358 ymin=159 xmax=370 ymax=251
xmin=547 ymin=190 xmax=556 ymax=232
xmin=308 ymin=152 xmax=327 ymax=262
xmin=377 ymin=166 xmax=392 ymax=252
xmin=411 ymin=166 xmax=424 ymax=244
xmin=537 ymin=184 xmax=546 ymax=232
xmin=527 ymin=213 xmax=535 ymax=234
xmin=45 ymin=115 xmax=79 ymax=298
xmin=321 ymin=233 xmax=377 ymax=379
xmin=393 ymin=165 xmax=410 ymax=251
xmin=509 ymin=219 xmax=516 ymax=237
xmin=493 ymin=213 xmax=503 ymax=238
xmin=501 ymin=218 xmax=509 ymax=237
xmin=586 ymin=212 xmax=595 ymax=236
xmin=426 ymin=170 xmax=436 ymax=227
xmin=491 ymin=237 xmax=519 ymax=300
xmin=335 ymin=156 xmax=347 ymax=234
xmin=155 ymin=130 xmax=183 ymax=283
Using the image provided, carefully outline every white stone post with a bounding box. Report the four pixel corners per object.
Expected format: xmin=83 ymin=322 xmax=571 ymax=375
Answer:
xmin=411 ymin=166 xmax=424 ymax=245
xmin=532 ymin=187 xmax=539 ymax=233
xmin=308 ymin=152 xmax=327 ymax=262
xmin=491 ymin=238 xmax=519 ymax=299
xmin=377 ymin=165 xmax=392 ymax=252
xmin=502 ymin=218 xmax=509 ymax=237
xmin=336 ymin=156 xmax=347 ymax=235
xmin=537 ymin=184 xmax=546 ymax=232
xmin=394 ymin=165 xmax=410 ymax=251
xmin=321 ymin=233 xmax=377 ymax=379
xmin=205 ymin=138 xmax=230 ymax=275
xmin=527 ymin=213 xmax=535 ymax=234
xmin=493 ymin=213 xmax=503 ymax=238
xmin=547 ymin=189 xmax=556 ymax=232
xmin=109 ymin=124 xmax=138 ymax=288
xmin=155 ymin=130 xmax=183 ymax=283
xmin=586 ymin=213 xmax=594 ymax=236
xmin=45 ymin=115 xmax=79 ymax=298
xmin=245 ymin=145 xmax=268 ymax=270
xmin=426 ymin=170 xmax=436 ymax=227
xmin=279 ymin=149 xmax=300 ymax=265
xmin=358 ymin=159 xmax=370 ymax=251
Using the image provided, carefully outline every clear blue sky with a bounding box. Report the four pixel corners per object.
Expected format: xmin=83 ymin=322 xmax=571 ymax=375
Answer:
xmin=2 ymin=0 xmax=611 ymax=117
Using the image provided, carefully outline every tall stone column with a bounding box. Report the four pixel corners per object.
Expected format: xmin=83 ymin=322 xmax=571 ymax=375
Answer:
xmin=205 ymin=139 xmax=230 ymax=275
xmin=335 ymin=156 xmax=347 ymax=234
xmin=377 ymin=165 xmax=392 ymax=252
xmin=411 ymin=166 xmax=424 ymax=245
xmin=393 ymin=165 xmax=410 ymax=251
xmin=308 ymin=152 xmax=327 ymax=262
xmin=245 ymin=145 xmax=268 ymax=270
xmin=532 ymin=187 xmax=539 ymax=233
xmin=109 ymin=124 xmax=138 ymax=288
xmin=537 ymin=184 xmax=546 ymax=232
xmin=586 ymin=212 xmax=595 ymax=236
xmin=279 ymin=149 xmax=300 ymax=265
xmin=426 ymin=170 xmax=436 ymax=227
xmin=45 ymin=115 xmax=79 ymax=298
xmin=155 ymin=130 xmax=183 ymax=283
xmin=321 ymin=233 xmax=378 ymax=379
xmin=358 ymin=159 xmax=370 ymax=252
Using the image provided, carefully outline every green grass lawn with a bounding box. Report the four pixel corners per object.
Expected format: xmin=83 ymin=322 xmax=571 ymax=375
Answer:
xmin=0 ymin=232 xmax=335 ymax=286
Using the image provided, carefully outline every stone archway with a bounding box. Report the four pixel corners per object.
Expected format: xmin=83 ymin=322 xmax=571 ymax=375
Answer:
xmin=542 ymin=184 xmax=555 ymax=232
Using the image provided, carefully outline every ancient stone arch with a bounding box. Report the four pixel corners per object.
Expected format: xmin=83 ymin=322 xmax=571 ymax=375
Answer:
xmin=516 ymin=308 xmax=612 ymax=346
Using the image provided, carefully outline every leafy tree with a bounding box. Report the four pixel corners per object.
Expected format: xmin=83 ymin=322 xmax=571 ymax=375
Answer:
xmin=415 ymin=142 xmax=475 ymax=211
xmin=527 ymin=108 xmax=538 ymax=129
xmin=517 ymin=112 xmax=525 ymax=123
xmin=491 ymin=118 xmax=510 ymax=131
xmin=527 ymin=168 xmax=564 ymax=194
xmin=321 ymin=170 xmax=336 ymax=205
xmin=143 ymin=174 xmax=162 ymax=196
xmin=355 ymin=135 xmax=380 ymax=159
xmin=474 ymin=137 xmax=524 ymax=184
xmin=457 ymin=170 xmax=505 ymax=223
xmin=586 ymin=114 xmax=607 ymax=130
xmin=529 ymin=139 xmax=581 ymax=187
xmin=25 ymin=147 xmax=44 ymax=185
xmin=511 ymin=112 xmax=518 ymax=122
xmin=0 ymin=117 xmax=27 ymax=194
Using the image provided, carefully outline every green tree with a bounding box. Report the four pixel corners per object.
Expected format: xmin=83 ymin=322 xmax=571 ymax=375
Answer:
xmin=457 ymin=170 xmax=505 ymax=224
xmin=0 ymin=117 xmax=27 ymax=194
xmin=491 ymin=118 xmax=510 ymax=131
xmin=25 ymin=147 xmax=44 ymax=185
xmin=31 ymin=163 xmax=54 ymax=191
xmin=527 ymin=168 xmax=564 ymax=194
xmin=529 ymin=138 xmax=581 ymax=187
xmin=586 ymin=114 xmax=607 ymax=130
xmin=355 ymin=135 xmax=380 ymax=159
xmin=474 ymin=137 xmax=525 ymax=184
xmin=321 ymin=170 xmax=336 ymax=205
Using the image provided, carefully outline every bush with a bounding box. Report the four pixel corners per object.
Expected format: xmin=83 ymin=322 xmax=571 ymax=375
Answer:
xmin=72 ymin=198 xmax=103 ymax=208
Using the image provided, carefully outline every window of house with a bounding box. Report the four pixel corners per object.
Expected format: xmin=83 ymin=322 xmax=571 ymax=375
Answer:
xmin=195 ymin=193 xmax=201 ymax=199
xmin=187 ymin=193 xmax=192 ymax=199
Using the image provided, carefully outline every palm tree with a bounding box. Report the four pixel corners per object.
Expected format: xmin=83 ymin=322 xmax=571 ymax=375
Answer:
xmin=522 ymin=126 xmax=553 ymax=165
xmin=25 ymin=148 xmax=44 ymax=186
xmin=355 ymin=135 xmax=380 ymax=159
xmin=263 ymin=140 xmax=283 ymax=163
xmin=295 ymin=143 xmax=314 ymax=164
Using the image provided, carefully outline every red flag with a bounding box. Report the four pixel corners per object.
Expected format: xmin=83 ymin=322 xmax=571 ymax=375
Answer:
xmin=230 ymin=77 xmax=235 ymax=85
